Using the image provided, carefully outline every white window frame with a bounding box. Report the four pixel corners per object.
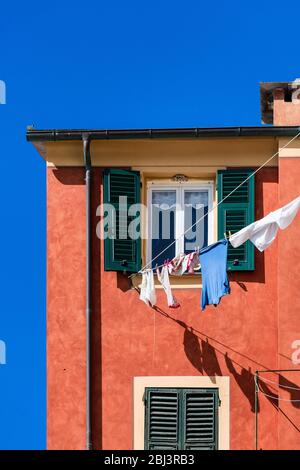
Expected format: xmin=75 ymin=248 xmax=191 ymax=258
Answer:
xmin=147 ymin=180 xmax=214 ymax=266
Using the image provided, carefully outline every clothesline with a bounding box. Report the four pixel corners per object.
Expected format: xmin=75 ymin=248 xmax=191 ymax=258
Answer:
xmin=130 ymin=131 xmax=300 ymax=279
xmin=139 ymin=239 xmax=230 ymax=311
xmin=135 ymin=246 xmax=202 ymax=276
xmin=134 ymin=190 xmax=300 ymax=276
xmin=255 ymin=378 xmax=300 ymax=403
xmin=256 ymin=374 xmax=300 ymax=392
xmin=138 ymin=193 xmax=300 ymax=311
xmin=134 ymin=234 xmax=231 ymax=276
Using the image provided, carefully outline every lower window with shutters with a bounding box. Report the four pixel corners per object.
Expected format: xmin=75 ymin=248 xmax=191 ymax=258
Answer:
xmin=144 ymin=388 xmax=219 ymax=450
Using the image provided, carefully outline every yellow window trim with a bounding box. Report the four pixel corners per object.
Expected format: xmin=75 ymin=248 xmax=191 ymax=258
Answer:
xmin=133 ymin=376 xmax=230 ymax=450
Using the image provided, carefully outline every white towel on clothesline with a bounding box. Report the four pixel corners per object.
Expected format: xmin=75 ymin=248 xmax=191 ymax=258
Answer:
xmin=229 ymin=195 xmax=300 ymax=252
xmin=140 ymin=269 xmax=157 ymax=307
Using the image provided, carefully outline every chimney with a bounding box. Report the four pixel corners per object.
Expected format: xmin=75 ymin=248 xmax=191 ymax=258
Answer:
xmin=260 ymin=79 xmax=300 ymax=125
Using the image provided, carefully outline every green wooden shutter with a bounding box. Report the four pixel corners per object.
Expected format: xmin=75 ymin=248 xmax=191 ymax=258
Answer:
xmin=183 ymin=389 xmax=219 ymax=450
xmin=217 ymin=169 xmax=255 ymax=271
xmin=144 ymin=389 xmax=180 ymax=450
xmin=103 ymin=168 xmax=141 ymax=272
xmin=144 ymin=388 xmax=219 ymax=450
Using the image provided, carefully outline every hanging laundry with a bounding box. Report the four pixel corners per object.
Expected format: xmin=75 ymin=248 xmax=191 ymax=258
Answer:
xmin=200 ymin=239 xmax=230 ymax=311
xmin=185 ymin=251 xmax=201 ymax=273
xmin=168 ymin=253 xmax=186 ymax=275
xmin=140 ymin=269 xmax=156 ymax=307
xmin=168 ymin=251 xmax=200 ymax=276
xmin=156 ymin=265 xmax=180 ymax=309
xmin=229 ymin=195 xmax=300 ymax=252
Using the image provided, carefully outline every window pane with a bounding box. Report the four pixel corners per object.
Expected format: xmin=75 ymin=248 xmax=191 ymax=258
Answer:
xmin=184 ymin=190 xmax=208 ymax=253
xmin=151 ymin=190 xmax=176 ymax=267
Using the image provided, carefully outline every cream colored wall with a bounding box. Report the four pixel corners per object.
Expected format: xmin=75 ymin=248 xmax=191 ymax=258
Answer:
xmin=133 ymin=376 xmax=230 ymax=450
xmin=42 ymin=137 xmax=279 ymax=167
xmin=278 ymin=137 xmax=300 ymax=157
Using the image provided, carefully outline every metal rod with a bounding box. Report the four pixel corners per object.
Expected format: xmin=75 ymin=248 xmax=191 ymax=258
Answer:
xmin=83 ymin=134 xmax=92 ymax=450
xmin=254 ymin=368 xmax=300 ymax=451
xmin=256 ymin=369 xmax=300 ymax=373
xmin=255 ymin=371 xmax=259 ymax=450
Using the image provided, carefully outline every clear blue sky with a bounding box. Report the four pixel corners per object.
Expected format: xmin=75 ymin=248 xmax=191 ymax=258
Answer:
xmin=0 ymin=0 xmax=299 ymax=449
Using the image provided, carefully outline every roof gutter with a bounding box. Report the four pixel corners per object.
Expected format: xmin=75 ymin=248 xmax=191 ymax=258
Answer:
xmin=26 ymin=126 xmax=300 ymax=142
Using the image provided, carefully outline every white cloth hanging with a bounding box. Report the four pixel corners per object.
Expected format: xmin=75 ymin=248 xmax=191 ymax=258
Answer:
xmin=140 ymin=269 xmax=157 ymax=307
xmin=229 ymin=195 xmax=300 ymax=252
xmin=156 ymin=265 xmax=180 ymax=309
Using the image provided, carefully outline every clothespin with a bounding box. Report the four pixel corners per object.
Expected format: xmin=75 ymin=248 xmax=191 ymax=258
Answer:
xmin=228 ymin=230 xmax=232 ymax=238
xmin=224 ymin=232 xmax=227 ymax=239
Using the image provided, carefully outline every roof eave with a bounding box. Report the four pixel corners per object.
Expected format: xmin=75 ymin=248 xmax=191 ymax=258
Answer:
xmin=26 ymin=126 xmax=300 ymax=142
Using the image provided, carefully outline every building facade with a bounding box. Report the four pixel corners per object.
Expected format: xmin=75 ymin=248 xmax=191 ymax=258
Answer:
xmin=27 ymin=80 xmax=300 ymax=450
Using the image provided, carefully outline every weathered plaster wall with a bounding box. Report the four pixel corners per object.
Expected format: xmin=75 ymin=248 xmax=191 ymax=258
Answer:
xmin=277 ymin=156 xmax=300 ymax=450
xmin=47 ymin=167 xmax=280 ymax=450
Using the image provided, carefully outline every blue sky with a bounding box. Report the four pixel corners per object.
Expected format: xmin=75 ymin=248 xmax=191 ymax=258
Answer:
xmin=0 ymin=0 xmax=299 ymax=449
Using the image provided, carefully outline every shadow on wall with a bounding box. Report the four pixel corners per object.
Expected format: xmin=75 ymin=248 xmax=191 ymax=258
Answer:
xmin=178 ymin=312 xmax=300 ymax=436
xmin=224 ymin=353 xmax=279 ymax=412
xmin=177 ymin=319 xmax=277 ymax=412
xmin=52 ymin=168 xmax=86 ymax=185
xmin=151 ymin=305 xmax=300 ymax=425
xmin=177 ymin=322 xmax=222 ymax=382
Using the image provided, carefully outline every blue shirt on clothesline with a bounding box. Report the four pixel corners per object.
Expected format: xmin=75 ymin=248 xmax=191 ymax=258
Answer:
xmin=200 ymin=238 xmax=230 ymax=311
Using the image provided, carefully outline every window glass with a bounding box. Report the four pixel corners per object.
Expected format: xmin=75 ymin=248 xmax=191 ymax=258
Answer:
xmin=184 ymin=190 xmax=208 ymax=253
xmin=151 ymin=190 xmax=176 ymax=267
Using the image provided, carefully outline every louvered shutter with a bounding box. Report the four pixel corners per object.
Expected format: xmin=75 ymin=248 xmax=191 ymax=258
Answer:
xmin=217 ymin=169 xmax=255 ymax=271
xmin=145 ymin=389 xmax=180 ymax=450
xmin=103 ymin=169 xmax=141 ymax=272
xmin=183 ymin=389 xmax=218 ymax=450
xmin=144 ymin=388 xmax=219 ymax=450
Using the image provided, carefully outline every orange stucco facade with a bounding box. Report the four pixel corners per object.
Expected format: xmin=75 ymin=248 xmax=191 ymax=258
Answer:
xmin=41 ymin=84 xmax=300 ymax=450
xmin=277 ymin=157 xmax=300 ymax=449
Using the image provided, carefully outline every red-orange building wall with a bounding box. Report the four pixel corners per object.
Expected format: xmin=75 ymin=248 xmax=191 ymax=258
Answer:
xmin=277 ymin=157 xmax=300 ymax=449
